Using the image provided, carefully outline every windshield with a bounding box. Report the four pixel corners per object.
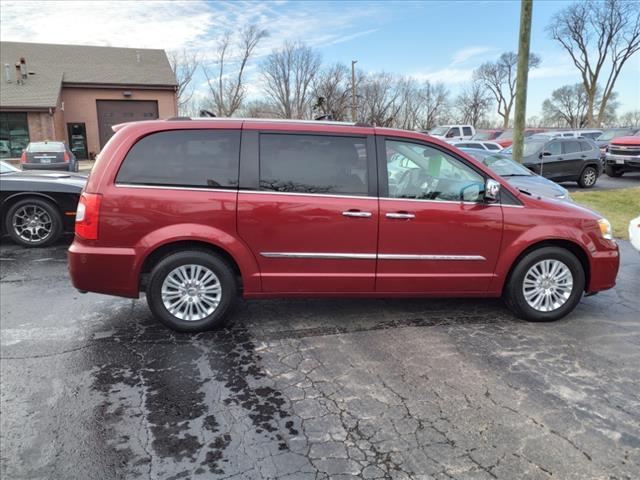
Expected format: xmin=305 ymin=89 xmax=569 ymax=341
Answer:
xmin=27 ymin=142 xmax=65 ymax=153
xmin=472 ymin=131 xmax=493 ymax=140
xmin=597 ymin=128 xmax=632 ymax=141
xmin=462 ymin=150 xmax=533 ymax=176
xmin=502 ymin=140 xmax=545 ymax=157
xmin=429 ymin=127 xmax=448 ymax=136
xmin=0 ymin=161 xmax=20 ymax=174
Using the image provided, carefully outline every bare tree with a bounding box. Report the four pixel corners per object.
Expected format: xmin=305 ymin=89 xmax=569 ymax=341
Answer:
xmin=260 ymin=42 xmax=322 ymax=119
xmin=169 ymin=49 xmax=200 ymax=115
xmin=548 ymin=0 xmax=640 ymax=127
xmin=455 ymin=81 xmax=492 ymax=126
xmin=416 ymin=82 xmax=450 ymax=130
xmin=202 ymin=25 xmax=268 ymax=117
xmin=474 ymin=51 xmax=540 ymax=129
xmin=311 ymin=62 xmax=352 ymax=121
xmin=542 ymin=84 xmax=619 ymax=127
xmin=358 ymin=72 xmax=403 ymax=127
xmin=618 ymin=109 xmax=640 ymax=127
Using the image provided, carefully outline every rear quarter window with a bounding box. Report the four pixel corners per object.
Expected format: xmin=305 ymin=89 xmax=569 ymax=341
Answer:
xmin=116 ymin=129 xmax=240 ymax=188
xmin=463 ymin=127 xmax=473 ymax=136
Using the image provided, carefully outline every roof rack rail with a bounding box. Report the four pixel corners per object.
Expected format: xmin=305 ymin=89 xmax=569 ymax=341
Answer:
xmin=354 ymin=122 xmax=372 ymax=127
xmin=166 ymin=116 xmax=192 ymax=121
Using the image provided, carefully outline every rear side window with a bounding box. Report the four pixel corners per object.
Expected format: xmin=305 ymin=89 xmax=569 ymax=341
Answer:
xmin=463 ymin=127 xmax=473 ymax=137
xmin=563 ymin=141 xmax=580 ymax=154
xmin=116 ymin=129 xmax=240 ymax=188
xmin=259 ymin=134 xmax=368 ymax=195
xmin=578 ymin=140 xmax=592 ymax=152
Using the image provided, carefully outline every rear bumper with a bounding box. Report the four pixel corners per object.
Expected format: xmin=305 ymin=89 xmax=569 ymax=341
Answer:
xmin=587 ymin=241 xmax=620 ymax=293
xmin=68 ymin=240 xmax=140 ymax=298
xmin=23 ymin=163 xmax=72 ymax=171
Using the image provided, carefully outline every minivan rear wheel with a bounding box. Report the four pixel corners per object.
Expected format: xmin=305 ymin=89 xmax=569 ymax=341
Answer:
xmin=577 ymin=165 xmax=598 ymax=188
xmin=146 ymin=250 xmax=238 ymax=332
xmin=504 ymin=247 xmax=585 ymax=322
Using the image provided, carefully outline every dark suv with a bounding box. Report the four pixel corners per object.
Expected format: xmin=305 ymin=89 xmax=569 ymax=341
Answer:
xmin=502 ymin=136 xmax=601 ymax=188
xmin=68 ymin=119 xmax=619 ymax=332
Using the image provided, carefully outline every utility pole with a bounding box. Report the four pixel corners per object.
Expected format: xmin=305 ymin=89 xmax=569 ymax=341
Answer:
xmin=351 ymin=60 xmax=358 ymax=122
xmin=513 ymin=0 xmax=533 ymax=163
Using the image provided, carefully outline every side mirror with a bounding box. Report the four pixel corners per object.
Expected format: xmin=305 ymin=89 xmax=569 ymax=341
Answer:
xmin=485 ymin=179 xmax=500 ymax=202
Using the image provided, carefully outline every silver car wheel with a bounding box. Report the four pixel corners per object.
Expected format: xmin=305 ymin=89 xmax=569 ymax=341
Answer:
xmin=522 ymin=259 xmax=574 ymax=312
xmin=161 ymin=264 xmax=221 ymax=321
xmin=583 ymin=168 xmax=596 ymax=186
xmin=12 ymin=205 xmax=53 ymax=244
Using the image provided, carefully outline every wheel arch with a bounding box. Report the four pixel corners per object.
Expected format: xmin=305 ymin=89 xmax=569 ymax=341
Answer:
xmin=501 ymin=239 xmax=591 ymax=295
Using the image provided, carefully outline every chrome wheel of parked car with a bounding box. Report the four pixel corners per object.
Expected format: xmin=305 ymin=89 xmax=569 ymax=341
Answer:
xmin=504 ymin=246 xmax=585 ymax=322
xmin=146 ymin=250 xmax=238 ymax=332
xmin=5 ymin=198 xmax=62 ymax=247
xmin=522 ymin=259 xmax=573 ymax=312
xmin=13 ymin=204 xmax=53 ymax=244
xmin=161 ymin=264 xmax=222 ymax=321
xmin=578 ymin=166 xmax=597 ymax=188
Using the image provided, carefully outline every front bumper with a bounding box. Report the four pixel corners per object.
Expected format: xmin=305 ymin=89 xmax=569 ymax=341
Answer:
xmin=587 ymin=241 xmax=620 ymax=293
xmin=605 ymin=153 xmax=640 ymax=171
xmin=68 ymin=240 xmax=140 ymax=298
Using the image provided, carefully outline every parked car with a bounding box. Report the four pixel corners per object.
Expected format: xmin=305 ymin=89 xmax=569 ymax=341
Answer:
xmin=471 ymin=129 xmax=503 ymax=141
xmin=502 ymin=136 xmax=601 ymax=188
xmin=427 ymin=125 xmax=475 ymax=141
xmin=21 ymin=141 xmax=78 ymax=172
xmin=604 ymin=133 xmax=640 ymax=177
xmin=495 ymin=128 xmax=547 ymax=148
xmin=595 ymin=127 xmax=640 ymax=156
xmin=0 ymin=160 xmax=85 ymax=247
xmin=450 ymin=140 xmax=503 ymax=151
xmin=545 ymin=129 xmax=602 ymax=140
xmin=68 ymin=118 xmax=619 ymax=332
xmin=630 ymin=215 xmax=640 ymax=253
xmin=459 ymin=148 xmax=570 ymax=201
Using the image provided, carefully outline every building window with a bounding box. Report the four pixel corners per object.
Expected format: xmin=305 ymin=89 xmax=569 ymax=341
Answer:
xmin=0 ymin=112 xmax=30 ymax=159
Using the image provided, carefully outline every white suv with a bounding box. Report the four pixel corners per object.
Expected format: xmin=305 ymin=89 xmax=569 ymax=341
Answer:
xmin=428 ymin=125 xmax=475 ymax=142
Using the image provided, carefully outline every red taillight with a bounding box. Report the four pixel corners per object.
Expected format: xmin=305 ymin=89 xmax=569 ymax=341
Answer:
xmin=75 ymin=193 xmax=102 ymax=240
xmin=63 ymin=151 xmax=70 ymax=162
xmin=20 ymin=151 xmax=26 ymax=163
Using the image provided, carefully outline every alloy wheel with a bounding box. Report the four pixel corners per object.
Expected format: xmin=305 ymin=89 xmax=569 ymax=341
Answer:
xmin=522 ymin=259 xmax=574 ymax=312
xmin=12 ymin=205 xmax=53 ymax=244
xmin=161 ymin=264 xmax=222 ymax=321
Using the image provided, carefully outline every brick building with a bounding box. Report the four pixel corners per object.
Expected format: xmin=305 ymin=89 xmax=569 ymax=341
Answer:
xmin=0 ymin=41 xmax=177 ymax=159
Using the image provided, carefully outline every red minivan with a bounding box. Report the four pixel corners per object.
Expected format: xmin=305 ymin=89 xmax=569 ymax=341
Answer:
xmin=68 ymin=119 xmax=619 ymax=332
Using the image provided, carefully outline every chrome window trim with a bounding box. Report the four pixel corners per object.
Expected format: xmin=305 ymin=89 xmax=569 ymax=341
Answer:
xmin=261 ymin=252 xmax=486 ymax=261
xmin=113 ymin=184 xmax=524 ymax=207
xmin=115 ymin=183 xmax=237 ymax=193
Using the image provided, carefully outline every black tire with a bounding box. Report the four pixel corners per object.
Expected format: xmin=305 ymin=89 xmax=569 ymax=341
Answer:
xmin=604 ymin=164 xmax=623 ymax=177
xmin=4 ymin=198 xmax=62 ymax=247
xmin=146 ymin=250 xmax=238 ymax=332
xmin=504 ymin=246 xmax=585 ymax=322
xmin=577 ymin=165 xmax=598 ymax=188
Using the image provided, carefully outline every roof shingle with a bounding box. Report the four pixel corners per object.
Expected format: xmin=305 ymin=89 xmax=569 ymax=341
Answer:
xmin=0 ymin=41 xmax=177 ymax=108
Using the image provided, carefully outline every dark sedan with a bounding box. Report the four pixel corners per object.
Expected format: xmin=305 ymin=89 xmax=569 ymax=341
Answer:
xmin=459 ymin=148 xmax=571 ymax=201
xmin=0 ymin=161 xmax=85 ymax=247
xmin=21 ymin=141 xmax=79 ymax=172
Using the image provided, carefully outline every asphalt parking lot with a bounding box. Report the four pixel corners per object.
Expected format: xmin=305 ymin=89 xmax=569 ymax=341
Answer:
xmin=564 ymin=171 xmax=640 ymax=191
xmin=1 ymin=238 xmax=639 ymax=480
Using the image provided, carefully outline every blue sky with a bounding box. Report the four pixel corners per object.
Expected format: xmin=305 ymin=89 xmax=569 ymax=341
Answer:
xmin=1 ymin=0 xmax=638 ymax=119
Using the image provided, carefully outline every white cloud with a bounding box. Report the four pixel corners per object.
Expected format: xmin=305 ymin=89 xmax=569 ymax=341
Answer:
xmin=410 ymin=67 xmax=475 ymax=84
xmin=451 ymin=46 xmax=493 ymax=65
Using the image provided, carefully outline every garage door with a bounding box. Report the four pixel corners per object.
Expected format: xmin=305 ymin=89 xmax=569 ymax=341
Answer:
xmin=96 ymin=100 xmax=159 ymax=148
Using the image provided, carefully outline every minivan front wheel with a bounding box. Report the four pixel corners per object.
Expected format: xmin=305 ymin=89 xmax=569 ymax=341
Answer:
xmin=146 ymin=250 xmax=238 ymax=332
xmin=504 ymin=247 xmax=585 ymax=322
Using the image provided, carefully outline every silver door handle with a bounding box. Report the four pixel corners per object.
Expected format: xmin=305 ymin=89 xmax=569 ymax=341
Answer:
xmin=386 ymin=212 xmax=415 ymax=219
xmin=342 ymin=211 xmax=372 ymax=218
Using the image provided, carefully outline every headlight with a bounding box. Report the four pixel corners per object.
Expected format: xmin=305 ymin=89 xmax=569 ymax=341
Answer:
xmin=598 ymin=218 xmax=613 ymax=240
